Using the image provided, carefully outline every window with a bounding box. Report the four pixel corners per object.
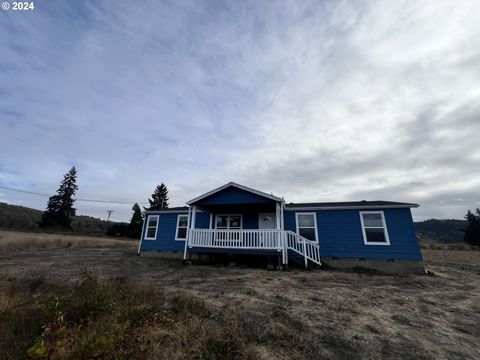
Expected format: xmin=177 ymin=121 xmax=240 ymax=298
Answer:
xmin=145 ymin=215 xmax=159 ymax=240
xmin=295 ymin=213 xmax=318 ymax=242
xmin=175 ymin=215 xmax=189 ymax=240
xmin=215 ymin=214 xmax=242 ymax=241
xmin=360 ymin=211 xmax=390 ymax=245
xmin=215 ymin=214 xmax=242 ymax=229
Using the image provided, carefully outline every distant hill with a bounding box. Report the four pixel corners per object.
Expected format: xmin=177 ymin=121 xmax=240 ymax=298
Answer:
xmin=0 ymin=202 xmax=125 ymax=235
xmin=415 ymin=219 xmax=466 ymax=243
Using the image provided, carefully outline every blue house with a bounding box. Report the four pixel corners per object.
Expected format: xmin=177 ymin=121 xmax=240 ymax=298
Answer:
xmin=138 ymin=182 xmax=422 ymax=268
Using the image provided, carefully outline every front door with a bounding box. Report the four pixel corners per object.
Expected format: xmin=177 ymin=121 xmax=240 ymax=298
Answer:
xmin=259 ymin=213 xmax=276 ymax=229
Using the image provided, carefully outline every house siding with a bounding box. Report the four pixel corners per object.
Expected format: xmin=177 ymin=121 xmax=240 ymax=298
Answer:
xmin=284 ymin=208 xmax=422 ymax=260
xmin=140 ymin=212 xmax=210 ymax=252
xmin=141 ymin=207 xmax=422 ymax=261
xmin=192 ymin=186 xmax=276 ymax=205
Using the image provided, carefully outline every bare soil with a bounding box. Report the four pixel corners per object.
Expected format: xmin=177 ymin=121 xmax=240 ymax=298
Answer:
xmin=1 ymin=231 xmax=479 ymax=359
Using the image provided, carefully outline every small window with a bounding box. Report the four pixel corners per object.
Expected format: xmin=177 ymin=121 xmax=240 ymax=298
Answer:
xmin=175 ymin=215 xmax=189 ymax=240
xmin=295 ymin=213 xmax=318 ymax=242
xmin=360 ymin=211 xmax=390 ymax=245
xmin=145 ymin=215 xmax=159 ymax=240
xmin=216 ymin=215 xmax=229 ymax=229
xmin=229 ymin=216 xmax=242 ymax=229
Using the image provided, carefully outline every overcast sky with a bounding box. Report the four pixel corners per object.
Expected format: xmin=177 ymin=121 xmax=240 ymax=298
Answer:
xmin=1 ymin=0 xmax=479 ymax=222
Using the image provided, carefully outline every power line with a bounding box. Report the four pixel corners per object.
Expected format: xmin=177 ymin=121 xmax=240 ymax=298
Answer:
xmin=0 ymin=185 xmax=148 ymax=205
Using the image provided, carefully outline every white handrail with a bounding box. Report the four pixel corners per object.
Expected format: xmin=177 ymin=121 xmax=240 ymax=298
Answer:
xmin=284 ymin=230 xmax=321 ymax=267
xmin=188 ymin=229 xmax=283 ymax=250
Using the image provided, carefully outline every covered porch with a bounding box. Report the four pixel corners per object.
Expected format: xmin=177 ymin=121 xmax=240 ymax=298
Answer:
xmin=182 ymin=182 xmax=320 ymax=268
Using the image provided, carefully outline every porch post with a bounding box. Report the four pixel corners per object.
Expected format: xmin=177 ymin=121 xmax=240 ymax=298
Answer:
xmin=281 ymin=198 xmax=287 ymax=267
xmin=280 ymin=197 xmax=285 ymax=230
xmin=276 ymin=203 xmax=280 ymax=230
xmin=191 ymin=205 xmax=197 ymax=228
xmin=183 ymin=206 xmax=191 ymax=261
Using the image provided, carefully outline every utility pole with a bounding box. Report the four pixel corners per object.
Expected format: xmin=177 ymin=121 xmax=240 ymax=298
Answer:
xmin=106 ymin=210 xmax=114 ymax=221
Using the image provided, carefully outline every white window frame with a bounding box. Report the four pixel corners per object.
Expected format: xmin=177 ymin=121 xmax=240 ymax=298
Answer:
xmin=295 ymin=212 xmax=318 ymax=242
xmin=175 ymin=214 xmax=189 ymax=241
xmin=144 ymin=215 xmax=159 ymax=240
xmin=359 ymin=211 xmax=391 ymax=246
xmin=215 ymin=214 xmax=243 ymax=229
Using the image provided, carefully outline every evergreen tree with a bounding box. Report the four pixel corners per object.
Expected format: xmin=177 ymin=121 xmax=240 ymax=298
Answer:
xmin=145 ymin=183 xmax=169 ymax=210
xmin=462 ymin=208 xmax=480 ymax=246
xmin=129 ymin=203 xmax=143 ymax=238
xmin=39 ymin=167 xmax=78 ymax=229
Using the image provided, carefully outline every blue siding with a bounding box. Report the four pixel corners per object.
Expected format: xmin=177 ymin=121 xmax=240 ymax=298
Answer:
xmin=285 ymin=208 xmax=422 ymax=260
xmin=140 ymin=212 xmax=210 ymax=252
xmin=141 ymin=207 xmax=422 ymax=261
xmin=192 ymin=186 xmax=276 ymax=205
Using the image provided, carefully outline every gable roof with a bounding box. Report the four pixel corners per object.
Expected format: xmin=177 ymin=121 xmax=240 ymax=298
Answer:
xmin=285 ymin=200 xmax=419 ymax=210
xmin=186 ymin=182 xmax=282 ymax=205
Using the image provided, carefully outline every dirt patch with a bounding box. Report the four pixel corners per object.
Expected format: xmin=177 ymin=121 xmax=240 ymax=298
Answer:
xmin=0 ymin=232 xmax=479 ymax=359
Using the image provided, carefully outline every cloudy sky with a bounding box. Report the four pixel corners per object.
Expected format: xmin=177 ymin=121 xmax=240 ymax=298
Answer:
xmin=1 ymin=0 xmax=479 ymax=221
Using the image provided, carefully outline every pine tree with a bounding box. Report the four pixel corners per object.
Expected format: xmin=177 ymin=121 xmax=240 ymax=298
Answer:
xmin=462 ymin=208 xmax=480 ymax=246
xmin=39 ymin=167 xmax=78 ymax=229
xmin=129 ymin=203 xmax=143 ymax=238
xmin=145 ymin=183 xmax=169 ymax=210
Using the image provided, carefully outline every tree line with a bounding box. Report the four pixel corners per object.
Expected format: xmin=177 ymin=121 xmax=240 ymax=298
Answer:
xmin=38 ymin=167 xmax=170 ymax=239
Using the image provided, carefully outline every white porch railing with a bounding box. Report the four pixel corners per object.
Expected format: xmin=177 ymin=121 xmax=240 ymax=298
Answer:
xmin=184 ymin=229 xmax=321 ymax=267
xmin=188 ymin=229 xmax=283 ymax=250
xmin=285 ymin=230 xmax=321 ymax=267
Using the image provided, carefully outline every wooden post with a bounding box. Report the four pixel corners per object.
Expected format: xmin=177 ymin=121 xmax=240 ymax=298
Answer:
xmin=191 ymin=205 xmax=197 ymax=228
xmin=303 ymin=239 xmax=308 ymax=269
xmin=183 ymin=206 xmax=191 ymax=262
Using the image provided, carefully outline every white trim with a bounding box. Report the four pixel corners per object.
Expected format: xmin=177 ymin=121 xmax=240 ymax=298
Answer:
xmin=186 ymin=182 xmax=282 ymax=205
xmin=215 ymin=214 xmax=243 ymax=229
xmin=285 ymin=204 xmax=418 ymax=211
xmin=175 ymin=214 xmax=189 ymax=241
xmin=359 ymin=211 xmax=391 ymax=246
xmin=295 ymin=212 xmax=319 ymax=243
xmin=144 ymin=215 xmax=159 ymax=240
xmin=275 ymin=203 xmax=281 ymax=230
xmin=137 ymin=214 xmax=146 ymax=255
xmin=280 ymin=198 xmax=285 ymax=230
xmin=191 ymin=205 xmax=197 ymax=229
xmin=209 ymin=213 xmax=213 ymax=229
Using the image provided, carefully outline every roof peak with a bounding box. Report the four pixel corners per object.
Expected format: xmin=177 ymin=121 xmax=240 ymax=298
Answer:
xmin=186 ymin=182 xmax=282 ymax=205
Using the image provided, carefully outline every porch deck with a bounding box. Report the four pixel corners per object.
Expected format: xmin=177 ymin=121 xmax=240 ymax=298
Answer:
xmin=184 ymin=229 xmax=321 ymax=268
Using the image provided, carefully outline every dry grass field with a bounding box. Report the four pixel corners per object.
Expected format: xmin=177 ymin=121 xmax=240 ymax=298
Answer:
xmin=0 ymin=230 xmax=479 ymax=359
xmin=0 ymin=230 xmax=136 ymax=254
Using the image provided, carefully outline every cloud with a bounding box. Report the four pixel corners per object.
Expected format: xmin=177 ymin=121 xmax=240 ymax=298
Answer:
xmin=0 ymin=0 xmax=479 ymax=221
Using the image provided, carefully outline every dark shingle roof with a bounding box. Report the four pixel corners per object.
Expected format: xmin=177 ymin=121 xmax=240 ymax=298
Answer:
xmin=285 ymin=200 xmax=418 ymax=209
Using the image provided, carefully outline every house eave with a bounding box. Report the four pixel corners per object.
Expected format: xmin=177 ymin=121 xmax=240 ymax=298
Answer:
xmin=186 ymin=181 xmax=282 ymax=205
xmin=285 ymin=204 xmax=419 ymax=211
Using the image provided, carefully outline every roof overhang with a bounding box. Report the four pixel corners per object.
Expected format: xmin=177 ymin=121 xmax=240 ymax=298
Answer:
xmin=186 ymin=182 xmax=282 ymax=205
xmin=285 ymin=204 xmax=419 ymax=211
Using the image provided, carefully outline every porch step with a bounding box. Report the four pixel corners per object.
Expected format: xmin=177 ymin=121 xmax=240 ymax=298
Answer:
xmin=287 ymin=249 xmax=321 ymax=268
